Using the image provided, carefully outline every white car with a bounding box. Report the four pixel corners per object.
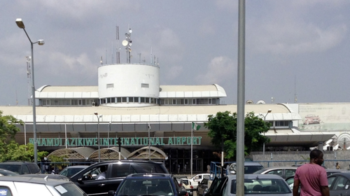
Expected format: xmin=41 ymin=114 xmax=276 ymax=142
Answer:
xmin=188 ymin=173 xmax=210 ymax=189
xmin=0 ymin=176 xmax=86 ymax=196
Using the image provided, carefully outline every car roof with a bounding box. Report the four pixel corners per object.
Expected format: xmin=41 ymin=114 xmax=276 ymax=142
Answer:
xmin=89 ymin=160 xmax=164 ymax=167
xmin=65 ymin=165 xmax=89 ymax=168
xmin=0 ymin=176 xmax=72 ymax=186
xmin=0 ymin=162 xmax=33 ymax=165
xmin=126 ymin=173 xmax=173 ymax=179
xmin=228 ymin=174 xmax=285 ymax=180
xmin=228 ymin=162 xmax=263 ymax=166
xmin=21 ymin=174 xmax=69 ymax=181
xmin=258 ymin=166 xmax=298 ymax=171
xmin=328 ymin=172 xmax=350 ymax=178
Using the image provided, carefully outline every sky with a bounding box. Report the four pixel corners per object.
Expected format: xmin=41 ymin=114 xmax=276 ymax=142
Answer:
xmin=1 ymin=0 xmax=350 ymax=106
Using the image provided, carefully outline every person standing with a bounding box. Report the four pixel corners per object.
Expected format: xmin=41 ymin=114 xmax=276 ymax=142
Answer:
xmin=293 ymin=149 xmax=330 ymax=196
xmin=183 ymin=163 xmax=187 ymax=172
xmin=336 ymin=162 xmax=340 ymax=169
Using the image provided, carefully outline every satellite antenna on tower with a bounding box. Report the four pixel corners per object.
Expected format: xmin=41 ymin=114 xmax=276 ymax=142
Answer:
xmin=122 ymin=28 xmax=132 ymax=63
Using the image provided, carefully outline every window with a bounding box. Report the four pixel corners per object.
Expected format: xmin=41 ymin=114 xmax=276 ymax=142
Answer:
xmin=146 ymin=98 xmax=149 ymax=103
xmin=122 ymin=97 xmax=127 ymax=102
xmin=172 ymin=99 xmax=176 ymax=105
xmin=185 ymin=99 xmax=188 ymax=104
xmin=117 ymin=97 xmax=121 ymax=103
xmin=0 ymin=186 xmax=12 ymax=196
xmin=275 ymin=121 xmax=289 ymax=127
xmin=134 ymin=97 xmax=139 ymax=102
xmin=111 ymin=164 xmax=131 ymax=178
xmin=106 ymin=83 xmax=114 ymax=88
xmin=209 ymin=99 xmax=212 ymax=104
xmin=192 ymin=99 xmax=196 ymax=104
xmin=129 ymin=97 xmax=134 ymax=102
xmin=141 ymin=83 xmax=149 ymax=88
xmin=22 ymin=165 xmax=30 ymax=174
xmin=141 ymin=97 xmax=145 ymax=103
xmin=180 ymin=99 xmax=184 ymax=104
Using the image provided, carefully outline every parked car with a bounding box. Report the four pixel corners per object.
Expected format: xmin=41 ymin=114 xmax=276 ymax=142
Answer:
xmin=0 ymin=161 xmax=40 ymax=175
xmin=59 ymin=165 xmax=89 ymax=178
xmin=112 ymin=173 xmax=188 ymax=196
xmin=226 ymin=162 xmax=264 ymax=175
xmin=206 ymin=174 xmax=292 ymax=196
xmin=253 ymin=166 xmax=298 ymax=179
xmin=188 ymin=173 xmax=210 ymax=189
xmin=180 ymin=178 xmax=194 ymax=195
xmin=328 ymin=172 xmax=350 ymax=196
xmin=0 ymin=176 xmax=86 ymax=196
xmin=0 ymin=169 xmax=18 ymax=176
xmin=70 ymin=160 xmax=169 ymax=196
xmin=197 ymin=178 xmax=209 ymax=196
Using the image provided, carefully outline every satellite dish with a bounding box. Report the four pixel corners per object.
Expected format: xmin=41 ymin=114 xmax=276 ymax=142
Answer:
xmin=337 ymin=133 xmax=350 ymax=150
xmin=122 ymin=40 xmax=128 ymax=46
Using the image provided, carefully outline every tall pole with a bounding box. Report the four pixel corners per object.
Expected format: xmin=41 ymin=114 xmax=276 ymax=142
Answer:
xmin=236 ymin=1 xmax=246 ymax=196
xmin=16 ymin=19 xmax=44 ymax=165
xmin=98 ymin=117 xmax=100 ymax=162
xmin=263 ymin=109 xmax=271 ymax=156
xmin=148 ymin=123 xmax=151 ymax=160
xmin=191 ymin=127 xmax=193 ymax=176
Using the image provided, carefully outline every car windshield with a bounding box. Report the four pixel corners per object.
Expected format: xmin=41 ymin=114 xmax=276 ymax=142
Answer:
xmin=116 ymin=179 xmax=174 ymax=196
xmin=0 ymin=165 xmax=21 ymax=174
xmin=230 ymin=179 xmax=292 ymax=194
xmin=54 ymin=183 xmax=86 ymax=196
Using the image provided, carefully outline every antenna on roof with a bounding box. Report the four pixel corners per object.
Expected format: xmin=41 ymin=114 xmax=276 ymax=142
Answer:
xmin=100 ymin=56 xmax=103 ymax=65
xmin=116 ymin=26 xmax=120 ymax=64
xmin=122 ymin=28 xmax=132 ymax=63
xmin=294 ymin=75 xmax=298 ymax=103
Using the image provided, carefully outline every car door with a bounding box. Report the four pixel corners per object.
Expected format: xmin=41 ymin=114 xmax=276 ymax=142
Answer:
xmin=104 ymin=163 xmax=132 ymax=193
xmin=329 ymin=175 xmax=350 ymax=196
xmin=71 ymin=163 xmax=110 ymax=196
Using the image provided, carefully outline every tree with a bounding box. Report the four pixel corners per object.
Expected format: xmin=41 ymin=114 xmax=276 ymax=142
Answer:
xmin=0 ymin=111 xmax=23 ymax=161
xmin=205 ymin=111 xmax=270 ymax=160
xmin=0 ymin=110 xmax=48 ymax=162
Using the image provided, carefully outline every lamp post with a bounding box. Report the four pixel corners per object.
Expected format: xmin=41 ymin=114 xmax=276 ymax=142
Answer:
xmin=263 ymin=109 xmax=272 ymax=156
xmin=16 ymin=18 xmax=44 ymax=165
xmin=94 ymin=113 xmax=102 ymax=162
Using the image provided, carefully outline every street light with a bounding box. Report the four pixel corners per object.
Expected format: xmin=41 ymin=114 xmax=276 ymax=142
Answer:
xmin=263 ymin=109 xmax=272 ymax=156
xmin=16 ymin=18 xmax=44 ymax=165
xmin=94 ymin=113 xmax=103 ymax=162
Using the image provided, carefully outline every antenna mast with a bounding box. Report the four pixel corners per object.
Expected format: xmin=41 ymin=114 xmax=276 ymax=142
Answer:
xmin=116 ymin=26 xmax=121 ymax=64
xmin=294 ymin=75 xmax=298 ymax=103
xmin=26 ymin=56 xmax=32 ymax=105
xmin=122 ymin=28 xmax=132 ymax=63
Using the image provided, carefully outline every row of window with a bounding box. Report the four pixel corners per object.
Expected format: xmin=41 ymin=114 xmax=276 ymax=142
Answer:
xmin=267 ymin=121 xmax=290 ymax=128
xmin=39 ymin=98 xmax=221 ymax=106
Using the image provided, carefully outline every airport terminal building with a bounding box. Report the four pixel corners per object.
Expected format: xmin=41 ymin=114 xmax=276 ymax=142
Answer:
xmin=1 ymin=61 xmax=348 ymax=173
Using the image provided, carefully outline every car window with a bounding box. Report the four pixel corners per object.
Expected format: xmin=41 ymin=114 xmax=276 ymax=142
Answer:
xmin=332 ymin=176 xmax=350 ymax=190
xmin=54 ymin=183 xmax=85 ymax=196
xmin=285 ymin=169 xmax=296 ymax=177
xmin=0 ymin=165 xmax=21 ymax=174
xmin=68 ymin=168 xmax=85 ymax=177
xmin=111 ymin=164 xmax=131 ymax=178
xmin=117 ymin=179 xmax=174 ymax=195
xmin=22 ymin=165 xmax=30 ymax=174
xmin=131 ymin=163 xmax=166 ymax=173
xmin=245 ymin=166 xmax=263 ymax=174
xmin=328 ymin=176 xmax=337 ymax=188
xmin=82 ymin=166 xmax=102 ymax=180
xmin=0 ymin=186 xmax=12 ymax=196
xmin=27 ymin=164 xmax=40 ymax=173
xmin=60 ymin=168 xmax=68 ymax=176
xmin=286 ymin=177 xmax=294 ymax=185
xmin=231 ymin=179 xmax=292 ymax=194
xmin=266 ymin=169 xmax=283 ymax=177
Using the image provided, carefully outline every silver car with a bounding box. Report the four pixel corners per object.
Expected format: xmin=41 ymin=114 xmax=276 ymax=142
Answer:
xmin=253 ymin=166 xmax=298 ymax=179
xmin=0 ymin=176 xmax=86 ymax=196
xmin=225 ymin=174 xmax=292 ymax=196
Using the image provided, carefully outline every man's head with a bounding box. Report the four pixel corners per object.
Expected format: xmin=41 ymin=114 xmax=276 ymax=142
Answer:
xmin=100 ymin=165 xmax=107 ymax=172
xmin=310 ymin=149 xmax=324 ymax=166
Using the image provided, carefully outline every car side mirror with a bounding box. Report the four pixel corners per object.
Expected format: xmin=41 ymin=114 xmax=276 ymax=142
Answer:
xmin=108 ymin=190 xmax=115 ymax=196
xmin=179 ymin=190 xmax=187 ymax=196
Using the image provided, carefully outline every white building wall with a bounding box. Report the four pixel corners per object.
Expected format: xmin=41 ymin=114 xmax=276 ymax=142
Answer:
xmin=98 ymin=64 xmax=160 ymax=98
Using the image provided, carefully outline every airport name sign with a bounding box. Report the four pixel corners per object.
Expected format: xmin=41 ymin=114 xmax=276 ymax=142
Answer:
xmin=29 ymin=137 xmax=202 ymax=147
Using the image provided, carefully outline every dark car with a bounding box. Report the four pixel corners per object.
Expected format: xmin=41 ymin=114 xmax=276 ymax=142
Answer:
xmin=0 ymin=161 xmax=40 ymax=175
xmin=113 ymin=173 xmax=188 ymax=196
xmin=59 ymin=165 xmax=89 ymax=178
xmin=0 ymin=168 xmax=19 ymax=176
xmin=197 ymin=178 xmax=209 ymax=196
xmin=70 ymin=160 xmax=169 ymax=196
xmin=328 ymin=172 xmax=350 ymax=196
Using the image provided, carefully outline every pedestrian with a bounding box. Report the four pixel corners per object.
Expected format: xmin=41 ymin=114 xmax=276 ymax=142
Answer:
xmin=336 ymin=162 xmax=340 ymax=170
xmin=183 ymin=163 xmax=187 ymax=172
xmin=293 ymin=149 xmax=330 ymax=196
xmin=41 ymin=157 xmax=50 ymax=174
xmin=177 ymin=164 xmax=180 ymax=174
